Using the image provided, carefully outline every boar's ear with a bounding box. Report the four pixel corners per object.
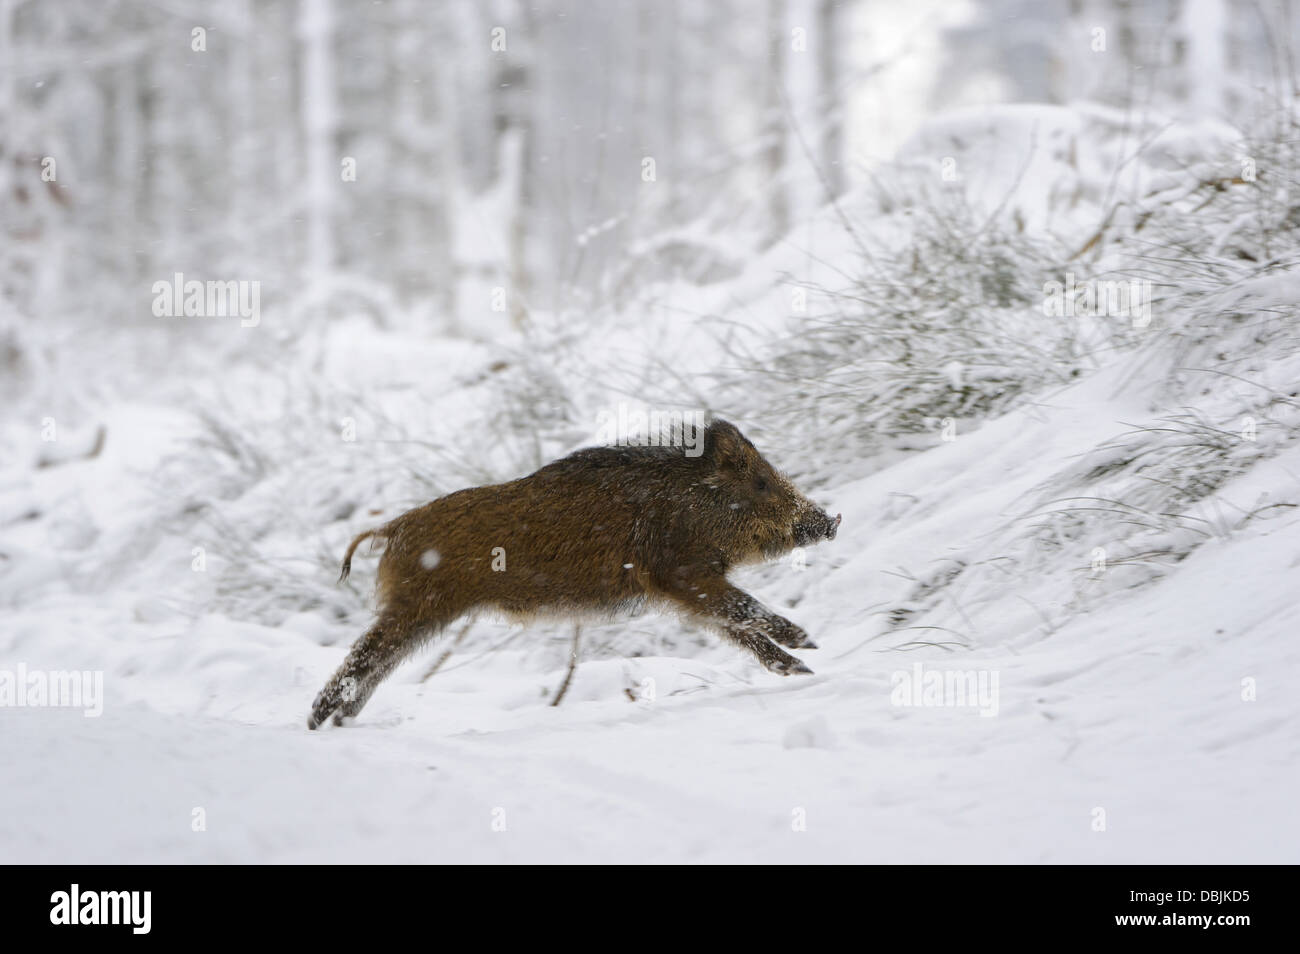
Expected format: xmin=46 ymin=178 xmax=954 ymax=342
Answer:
xmin=703 ymin=419 xmax=751 ymax=471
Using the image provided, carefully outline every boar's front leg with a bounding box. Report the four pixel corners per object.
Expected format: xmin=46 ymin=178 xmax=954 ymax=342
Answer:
xmin=655 ymin=571 xmax=815 ymax=675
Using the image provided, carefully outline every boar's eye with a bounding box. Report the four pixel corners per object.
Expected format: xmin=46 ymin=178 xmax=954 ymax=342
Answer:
xmin=754 ymin=476 xmax=768 ymax=492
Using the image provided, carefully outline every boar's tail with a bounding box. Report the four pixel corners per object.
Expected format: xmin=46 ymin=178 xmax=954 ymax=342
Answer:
xmin=339 ymin=528 xmax=384 ymax=583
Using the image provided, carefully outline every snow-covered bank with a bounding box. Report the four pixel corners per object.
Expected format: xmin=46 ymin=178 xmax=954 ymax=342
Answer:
xmin=4 ymin=102 xmax=1299 ymax=863
xmin=4 ymin=360 xmax=1297 ymax=863
xmin=3 ymin=499 xmax=1294 ymax=864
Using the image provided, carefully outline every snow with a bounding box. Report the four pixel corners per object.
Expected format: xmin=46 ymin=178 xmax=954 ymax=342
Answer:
xmin=4 ymin=355 xmax=1296 ymax=862
xmin=3 ymin=102 xmax=1298 ymax=864
xmin=3 ymin=499 xmax=1294 ymax=863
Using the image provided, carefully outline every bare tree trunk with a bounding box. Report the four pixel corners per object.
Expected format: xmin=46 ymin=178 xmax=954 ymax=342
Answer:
xmin=1182 ymin=0 xmax=1226 ymax=118
xmin=0 ymin=0 xmax=12 ymax=155
xmin=299 ymin=0 xmax=337 ymax=278
xmin=266 ymin=1 xmax=298 ymax=280
xmin=392 ymin=0 xmax=424 ymax=302
xmin=817 ymin=0 xmax=844 ymax=198
xmin=491 ymin=0 xmax=536 ymax=327
xmin=665 ymin=0 xmax=681 ymax=222
xmin=432 ymin=4 xmax=463 ymax=324
xmin=110 ymin=63 xmax=141 ymax=283
xmin=765 ymin=0 xmax=789 ymax=242
xmin=226 ymin=0 xmax=254 ymax=268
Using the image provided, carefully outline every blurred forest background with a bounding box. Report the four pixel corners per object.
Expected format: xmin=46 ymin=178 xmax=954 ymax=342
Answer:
xmin=2 ymin=0 xmax=1293 ymax=339
xmin=3 ymin=0 xmax=1299 ymax=645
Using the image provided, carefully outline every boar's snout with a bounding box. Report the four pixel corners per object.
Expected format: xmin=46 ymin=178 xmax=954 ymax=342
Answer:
xmin=793 ymin=508 xmax=842 ymax=546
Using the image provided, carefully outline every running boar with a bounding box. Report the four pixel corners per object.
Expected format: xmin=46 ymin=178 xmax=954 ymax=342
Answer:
xmin=308 ymin=418 xmax=840 ymax=728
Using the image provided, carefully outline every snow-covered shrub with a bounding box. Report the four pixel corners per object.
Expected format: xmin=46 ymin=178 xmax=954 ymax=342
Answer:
xmin=863 ymin=110 xmax=1300 ymax=642
xmin=701 ymin=175 xmax=1087 ymax=490
xmin=151 ymin=320 xmax=606 ymax=645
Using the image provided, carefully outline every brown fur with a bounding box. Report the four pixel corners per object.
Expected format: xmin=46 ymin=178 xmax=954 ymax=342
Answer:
xmin=308 ymin=419 xmax=840 ymax=728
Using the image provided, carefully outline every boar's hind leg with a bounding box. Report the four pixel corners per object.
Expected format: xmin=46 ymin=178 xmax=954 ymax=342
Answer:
xmin=308 ymin=618 xmax=395 ymax=729
xmin=308 ymin=611 xmax=430 ymax=729
xmin=657 ymin=575 xmax=815 ymax=676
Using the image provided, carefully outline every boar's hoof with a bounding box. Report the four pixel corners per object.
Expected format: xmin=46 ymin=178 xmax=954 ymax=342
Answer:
xmin=769 ymin=656 xmax=814 ymax=676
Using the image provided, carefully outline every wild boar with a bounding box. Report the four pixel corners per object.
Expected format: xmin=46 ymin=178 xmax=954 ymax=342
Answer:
xmin=309 ymin=419 xmax=840 ymax=728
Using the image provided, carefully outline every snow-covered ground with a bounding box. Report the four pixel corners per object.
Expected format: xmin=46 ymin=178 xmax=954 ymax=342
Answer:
xmin=5 ymin=368 xmax=1296 ymax=863
xmin=3 ymin=104 xmax=1298 ymax=863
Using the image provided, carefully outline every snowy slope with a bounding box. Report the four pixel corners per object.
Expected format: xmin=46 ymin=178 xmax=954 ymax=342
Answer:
xmin=3 ymin=103 xmax=1298 ymax=863
xmin=3 ymin=357 xmax=1297 ymax=863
